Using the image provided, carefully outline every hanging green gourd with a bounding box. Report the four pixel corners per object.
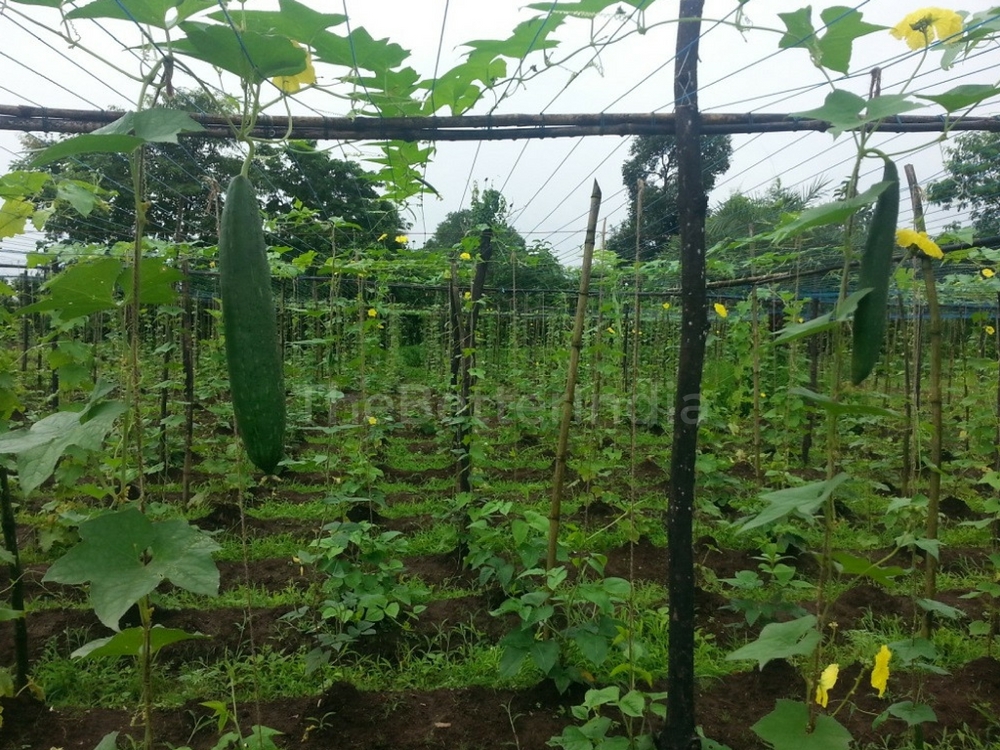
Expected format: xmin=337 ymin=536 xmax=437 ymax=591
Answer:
xmin=851 ymin=157 xmax=900 ymax=385
xmin=218 ymin=173 xmax=286 ymax=473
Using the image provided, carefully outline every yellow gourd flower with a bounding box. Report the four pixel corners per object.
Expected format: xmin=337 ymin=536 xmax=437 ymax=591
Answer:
xmin=395 ymin=235 xmax=409 ymax=244
xmin=982 ymin=268 xmax=996 ymax=279
xmin=714 ymin=302 xmax=728 ymax=318
xmin=871 ymin=645 xmax=892 ymax=698
xmin=367 ymin=307 xmax=377 ymax=318
xmin=987 ymin=325 xmax=996 ymax=336
xmin=896 ymin=228 xmax=943 ymax=259
xmin=890 ymin=8 xmax=963 ymax=49
xmin=367 ymin=416 xmax=378 ymax=426
xmin=662 ymin=302 xmax=671 ymax=310
xmin=460 ymin=252 xmax=472 ymax=261
xmin=377 ymin=233 xmax=388 ymax=242
xmin=272 ymin=42 xmax=317 ymax=93
xmin=607 ymin=326 xmax=615 ymax=335
xmin=815 ymin=663 xmax=839 ymax=708
xmin=463 ymin=291 xmax=472 ymax=300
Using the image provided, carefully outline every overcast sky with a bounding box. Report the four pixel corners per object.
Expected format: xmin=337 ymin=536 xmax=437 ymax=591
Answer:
xmin=2 ymin=0 xmax=999 ymax=269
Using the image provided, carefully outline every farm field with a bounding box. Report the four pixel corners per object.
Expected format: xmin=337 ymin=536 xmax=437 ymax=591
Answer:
xmin=2 ymin=303 xmax=1000 ymax=750
xmin=3 ymin=3 xmax=1000 ymax=750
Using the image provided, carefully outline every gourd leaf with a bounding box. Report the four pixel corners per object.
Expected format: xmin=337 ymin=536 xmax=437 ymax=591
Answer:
xmin=740 ymin=473 xmax=849 ymax=532
xmin=774 ymin=289 xmax=869 ymax=344
xmin=464 ymin=15 xmax=565 ymax=60
xmin=769 ymin=180 xmax=890 ymax=243
xmin=208 ymin=0 xmax=345 ymax=44
xmin=19 ymin=257 xmax=122 ymax=318
xmin=29 ymin=134 xmax=145 ymax=167
xmin=0 ymin=398 xmax=125 ymax=497
xmin=119 ymin=257 xmax=184 ymax=306
xmin=67 ymin=0 xmax=212 ymax=28
xmin=43 ymin=508 xmax=219 ymax=629
xmin=73 ymin=626 xmax=206 ymax=658
xmin=887 ymin=701 xmax=937 ymax=727
xmin=753 ymin=700 xmax=852 ymax=750
xmin=0 ymin=198 xmax=34 ymax=239
xmin=0 ymin=171 xmax=50 ymax=199
xmin=175 ymin=22 xmax=307 ymax=81
xmin=726 ymin=615 xmax=821 ymax=670
xmin=779 ymin=7 xmax=883 ymax=75
xmin=917 ymin=84 xmax=1000 ymax=112
xmin=312 ymin=27 xmax=409 ymax=77
xmin=830 ymin=552 xmax=907 ymax=586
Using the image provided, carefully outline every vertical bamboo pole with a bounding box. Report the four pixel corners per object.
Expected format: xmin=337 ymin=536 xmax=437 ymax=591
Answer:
xmin=546 ymin=182 xmax=601 ymax=572
xmin=904 ymin=164 xmax=943 ymax=638
xmin=180 ymin=260 xmax=195 ymax=504
xmin=661 ymin=2 xmax=707 ymax=747
xmin=0 ymin=468 xmax=27 ymax=690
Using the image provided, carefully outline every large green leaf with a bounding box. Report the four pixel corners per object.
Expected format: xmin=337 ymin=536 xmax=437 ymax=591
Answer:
xmin=0 ymin=198 xmax=34 ymax=239
xmin=19 ymin=257 xmax=122 ymax=319
xmin=208 ymin=0 xmax=345 ymax=44
xmin=67 ymin=0 xmax=211 ymax=28
xmin=774 ymin=289 xmax=869 ymax=344
xmin=917 ymin=84 xmax=1000 ymax=112
xmin=0 ymin=171 xmax=50 ymax=199
xmin=73 ymin=625 xmax=206 ymax=658
xmin=726 ymin=615 xmax=821 ymax=670
xmin=778 ymin=7 xmax=883 ymax=74
xmin=769 ymin=180 xmax=890 ymax=243
xmin=118 ymin=257 xmax=183 ymax=306
xmin=0 ymin=396 xmax=125 ymax=497
xmin=740 ymin=474 xmax=849 ymax=532
xmin=789 ymin=388 xmax=897 ymax=418
xmin=465 ymin=15 xmax=565 ymax=60
xmin=311 ymin=27 xmax=409 ymax=76
xmin=815 ymin=6 xmax=884 ymax=74
xmin=43 ymin=508 xmax=219 ymax=629
xmin=887 ymin=701 xmax=937 ymax=727
xmin=29 ymin=134 xmax=145 ymax=167
xmin=830 ymin=552 xmax=907 ymax=587
xmin=94 ymin=109 xmax=205 ymax=143
xmin=55 ymin=180 xmax=101 ymax=216
xmin=175 ymin=22 xmax=307 ymax=81
xmin=526 ymin=0 xmax=649 ymax=14
xmin=752 ymin=700 xmax=853 ymax=750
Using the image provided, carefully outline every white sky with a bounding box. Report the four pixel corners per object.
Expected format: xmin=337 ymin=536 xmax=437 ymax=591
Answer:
xmin=1 ymin=0 xmax=999 ymax=270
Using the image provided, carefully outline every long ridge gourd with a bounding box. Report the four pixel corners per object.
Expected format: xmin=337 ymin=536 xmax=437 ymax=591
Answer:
xmin=851 ymin=158 xmax=900 ymax=385
xmin=219 ymin=174 xmax=286 ymax=473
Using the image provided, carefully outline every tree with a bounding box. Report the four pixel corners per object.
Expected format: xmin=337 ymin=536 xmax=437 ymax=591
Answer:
xmin=606 ymin=134 xmax=732 ymax=261
xmin=429 ymin=184 xmax=567 ymax=290
xmin=927 ymin=132 xmax=1000 ymax=237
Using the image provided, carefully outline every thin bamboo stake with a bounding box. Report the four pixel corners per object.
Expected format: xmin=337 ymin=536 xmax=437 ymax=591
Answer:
xmin=905 ymin=164 xmax=943 ymax=639
xmin=546 ymin=181 xmax=602 ymax=573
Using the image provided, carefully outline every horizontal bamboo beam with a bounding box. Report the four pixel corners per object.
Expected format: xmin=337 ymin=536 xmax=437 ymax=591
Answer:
xmin=2 ymin=104 xmax=999 ymax=142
